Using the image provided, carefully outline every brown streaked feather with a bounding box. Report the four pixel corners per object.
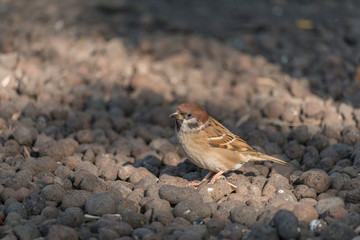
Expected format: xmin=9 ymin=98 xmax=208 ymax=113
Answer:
xmin=206 ymin=117 xmax=290 ymax=166
xmin=206 ymin=117 xmax=250 ymax=152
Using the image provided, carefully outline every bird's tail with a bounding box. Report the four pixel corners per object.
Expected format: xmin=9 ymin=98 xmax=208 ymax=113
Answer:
xmin=246 ymin=151 xmax=291 ymax=166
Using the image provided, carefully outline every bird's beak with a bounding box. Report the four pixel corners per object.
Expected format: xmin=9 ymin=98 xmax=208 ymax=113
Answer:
xmin=169 ymin=112 xmax=183 ymax=120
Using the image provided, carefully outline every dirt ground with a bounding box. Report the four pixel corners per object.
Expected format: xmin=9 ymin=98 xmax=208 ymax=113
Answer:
xmin=0 ymin=0 xmax=360 ymax=239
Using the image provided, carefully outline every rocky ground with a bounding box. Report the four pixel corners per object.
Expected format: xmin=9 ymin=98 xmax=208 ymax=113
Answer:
xmin=1 ymin=0 xmax=360 ymax=239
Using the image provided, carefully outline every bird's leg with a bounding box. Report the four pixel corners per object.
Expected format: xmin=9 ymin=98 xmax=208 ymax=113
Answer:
xmin=208 ymin=171 xmax=237 ymax=189
xmin=208 ymin=171 xmax=225 ymax=184
xmin=188 ymin=171 xmax=214 ymax=187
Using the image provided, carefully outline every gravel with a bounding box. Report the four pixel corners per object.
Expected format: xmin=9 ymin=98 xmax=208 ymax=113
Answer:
xmin=0 ymin=0 xmax=360 ymax=238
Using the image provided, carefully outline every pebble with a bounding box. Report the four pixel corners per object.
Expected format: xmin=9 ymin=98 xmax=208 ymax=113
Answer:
xmin=47 ymin=224 xmax=79 ymax=240
xmin=41 ymin=184 xmax=66 ymax=203
xmin=76 ymin=129 xmax=95 ymax=144
xmin=321 ymin=222 xmax=355 ymax=240
xmin=346 ymin=187 xmax=360 ymax=203
xmin=159 ymin=185 xmax=202 ymax=204
xmin=230 ymin=205 xmax=257 ymax=227
xmin=271 ymin=210 xmax=299 ymax=239
xmin=172 ymin=200 xmax=212 ymax=222
xmin=38 ymin=141 xmax=65 ymax=162
xmin=61 ymin=190 xmax=92 ymax=210
xmin=57 ymin=207 xmax=85 ymax=227
xmin=23 ymin=193 xmax=46 ymax=216
xmin=4 ymin=212 xmax=23 ymax=226
xmin=244 ymin=224 xmax=276 ymax=240
xmin=300 ymin=169 xmax=331 ymax=193
xmin=85 ymin=193 xmax=116 ymax=216
xmin=13 ymin=125 xmax=38 ymax=146
xmin=13 ymin=224 xmax=41 ymax=240
xmin=92 ymin=217 xmax=133 ymax=237
xmin=293 ymin=203 xmax=318 ymax=223
xmin=5 ymin=202 xmax=27 ymax=220
xmin=122 ymin=212 xmax=148 ymax=229
xmin=293 ymin=184 xmax=317 ymax=200
xmin=315 ymin=197 xmax=345 ymax=214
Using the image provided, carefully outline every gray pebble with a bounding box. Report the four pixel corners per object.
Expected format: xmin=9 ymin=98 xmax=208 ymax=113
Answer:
xmin=159 ymin=185 xmax=202 ymax=204
xmin=173 ymin=200 xmax=211 ymax=222
xmin=41 ymin=184 xmax=66 ymax=203
xmin=315 ymin=197 xmax=345 ymax=214
xmin=13 ymin=125 xmax=38 ymax=146
xmin=23 ymin=193 xmax=46 ymax=216
xmin=6 ymin=202 xmax=27 ymax=219
xmin=61 ymin=190 xmax=92 ymax=210
xmin=300 ymin=169 xmax=331 ymax=193
xmin=47 ymin=224 xmax=79 ymax=240
xmin=57 ymin=207 xmax=84 ymax=227
xmin=230 ymin=205 xmax=257 ymax=227
xmin=85 ymin=193 xmax=116 ymax=216
xmin=271 ymin=210 xmax=299 ymax=239
xmin=4 ymin=212 xmax=23 ymax=226
xmin=13 ymin=223 xmax=41 ymax=239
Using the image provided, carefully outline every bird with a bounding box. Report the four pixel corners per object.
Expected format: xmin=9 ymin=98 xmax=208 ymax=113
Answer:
xmin=169 ymin=102 xmax=290 ymax=187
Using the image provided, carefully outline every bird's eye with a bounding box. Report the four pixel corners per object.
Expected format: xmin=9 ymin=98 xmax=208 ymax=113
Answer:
xmin=186 ymin=113 xmax=192 ymax=118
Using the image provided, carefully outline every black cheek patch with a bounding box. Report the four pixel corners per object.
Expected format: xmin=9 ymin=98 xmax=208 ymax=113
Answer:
xmin=187 ymin=121 xmax=200 ymax=129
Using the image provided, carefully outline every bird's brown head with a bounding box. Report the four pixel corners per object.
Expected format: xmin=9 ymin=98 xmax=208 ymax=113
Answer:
xmin=169 ymin=102 xmax=209 ymax=132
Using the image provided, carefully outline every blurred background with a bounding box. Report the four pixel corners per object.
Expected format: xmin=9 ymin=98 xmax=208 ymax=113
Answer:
xmin=1 ymin=0 xmax=360 ymax=138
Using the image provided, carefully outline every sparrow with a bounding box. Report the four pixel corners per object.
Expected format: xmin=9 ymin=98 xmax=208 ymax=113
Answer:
xmin=170 ymin=102 xmax=290 ymax=186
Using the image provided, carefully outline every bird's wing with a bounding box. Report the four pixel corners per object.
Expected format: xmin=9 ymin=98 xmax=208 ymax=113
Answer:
xmin=205 ymin=117 xmax=290 ymax=166
xmin=206 ymin=117 xmax=254 ymax=152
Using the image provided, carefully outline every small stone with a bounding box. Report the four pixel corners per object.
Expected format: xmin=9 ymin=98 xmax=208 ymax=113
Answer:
xmin=342 ymin=126 xmax=360 ymax=146
xmin=61 ymin=190 xmax=92 ymax=210
xmin=308 ymin=133 xmax=329 ymax=152
xmin=13 ymin=125 xmax=38 ymax=146
xmin=293 ymin=203 xmax=318 ymax=223
xmin=85 ymin=193 xmax=116 ymax=216
xmin=5 ymin=202 xmax=28 ymax=219
xmin=38 ymin=141 xmax=65 ymax=162
xmin=47 ymin=225 xmax=79 ymax=240
xmin=122 ymin=212 xmax=148 ymax=229
xmin=284 ymin=140 xmax=304 ymax=160
xmin=116 ymin=198 xmax=139 ymax=216
xmin=57 ymin=207 xmax=85 ymax=227
xmin=99 ymin=228 xmax=120 ymax=240
xmin=159 ymin=185 xmax=202 ymax=204
xmin=293 ymin=185 xmax=317 ymax=200
xmin=41 ymin=206 xmax=59 ymax=219
xmin=131 ymin=228 xmax=153 ymax=240
xmin=330 ymin=172 xmax=350 ymax=190
xmin=162 ymin=152 xmax=182 ymax=166
xmin=76 ymin=129 xmax=95 ymax=144
xmin=41 ymin=184 xmax=66 ymax=203
xmin=300 ymin=169 xmax=331 ymax=193
xmin=13 ymin=224 xmax=41 ymax=240
xmin=54 ymin=166 xmax=71 ymax=179
xmin=289 ymin=125 xmax=310 ymax=144
xmin=263 ymin=99 xmax=284 ymax=118
xmin=80 ymin=174 xmax=107 ymax=193
xmin=4 ymin=212 xmax=23 ymax=226
xmin=346 ymin=187 xmax=360 ymax=203
xmin=230 ymin=205 xmax=257 ymax=227
xmin=271 ymin=210 xmax=299 ymax=239
xmin=23 ymin=193 xmax=46 ymax=216
xmin=244 ymin=224 xmax=277 ymax=240
xmin=172 ymin=200 xmax=212 ymax=222
xmin=315 ymin=197 xmax=345 ymax=214
xmin=321 ymin=222 xmax=355 ymax=240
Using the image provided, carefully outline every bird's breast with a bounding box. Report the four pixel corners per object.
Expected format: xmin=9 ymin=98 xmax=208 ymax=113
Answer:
xmin=177 ymin=131 xmax=239 ymax=172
